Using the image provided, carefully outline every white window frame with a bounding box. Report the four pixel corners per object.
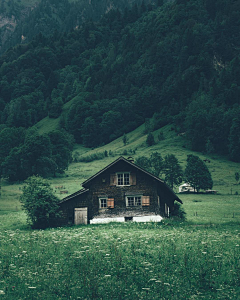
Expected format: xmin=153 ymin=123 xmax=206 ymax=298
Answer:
xmin=99 ymin=198 xmax=107 ymax=209
xmin=117 ymin=172 xmax=130 ymax=186
xmin=126 ymin=195 xmax=142 ymax=207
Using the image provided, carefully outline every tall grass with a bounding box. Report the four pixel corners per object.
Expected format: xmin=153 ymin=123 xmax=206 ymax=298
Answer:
xmin=0 ymin=221 xmax=239 ymax=299
xmin=77 ymin=151 xmax=109 ymax=163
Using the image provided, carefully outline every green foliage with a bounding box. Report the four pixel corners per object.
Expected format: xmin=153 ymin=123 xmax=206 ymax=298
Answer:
xmin=169 ymin=202 xmax=186 ymax=220
xmin=48 ymin=129 xmax=74 ymax=174
xmin=49 ymin=97 xmax=63 ymax=118
xmin=149 ymin=152 xmax=164 ymax=177
xmin=158 ymin=131 xmax=164 ymax=141
xmin=146 ymin=132 xmax=155 ymax=146
xmin=0 ymin=0 xmax=240 ymax=161
xmin=228 ymin=115 xmax=240 ymax=162
xmin=0 ymin=127 xmax=73 ymax=181
xmin=122 ymin=133 xmax=128 ymax=146
xmin=20 ymin=176 xmax=61 ymax=229
xmin=185 ymin=155 xmax=213 ymax=193
xmin=135 ymin=152 xmax=164 ymax=177
xmin=235 ymin=172 xmax=239 ymax=184
xmin=163 ymin=154 xmax=183 ymax=189
xmin=135 ymin=155 xmax=152 ymax=171
xmin=0 ymin=127 xmax=25 ymax=175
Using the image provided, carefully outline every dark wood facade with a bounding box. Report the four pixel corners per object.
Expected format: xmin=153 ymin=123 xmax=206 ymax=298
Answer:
xmin=58 ymin=156 xmax=182 ymax=225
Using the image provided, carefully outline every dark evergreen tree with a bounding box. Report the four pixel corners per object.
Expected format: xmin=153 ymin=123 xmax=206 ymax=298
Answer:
xmin=47 ymin=130 xmax=74 ymax=174
xmin=146 ymin=132 xmax=155 ymax=146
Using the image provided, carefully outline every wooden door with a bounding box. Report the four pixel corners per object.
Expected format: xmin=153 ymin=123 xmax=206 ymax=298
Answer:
xmin=74 ymin=208 xmax=88 ymax=225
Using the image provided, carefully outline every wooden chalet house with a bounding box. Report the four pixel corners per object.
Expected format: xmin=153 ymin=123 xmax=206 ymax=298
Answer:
xmin=58 ymin=156 xmax=182 ymax=225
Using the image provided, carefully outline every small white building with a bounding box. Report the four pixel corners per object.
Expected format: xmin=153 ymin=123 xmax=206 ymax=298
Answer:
xmin=179 ymin=183 xmax=195 ymax=193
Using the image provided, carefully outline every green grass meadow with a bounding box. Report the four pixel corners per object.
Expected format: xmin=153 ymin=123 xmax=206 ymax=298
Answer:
xmin=0 ymin=124 xmax=240 ymax=299
xmin=0 ymin=211 xmax=239 ymax=299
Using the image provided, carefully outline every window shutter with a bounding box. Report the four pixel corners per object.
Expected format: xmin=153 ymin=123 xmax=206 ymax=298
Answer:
xmin=107 ymin=198 xmax=114 ymax=208
xmin=130 ymin=173 xmax=136 ymax=185
xmin=110 ymin=174 xmax=117 ymax=186
xmin=142 ymin=196 xmax=150 ymax=206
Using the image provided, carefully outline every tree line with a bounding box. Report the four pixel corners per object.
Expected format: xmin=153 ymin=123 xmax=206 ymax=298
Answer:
xmin=135 ymin=152 xmax=213 ymax=193
xmin=0 ymin=127 xmax=74 ymax=181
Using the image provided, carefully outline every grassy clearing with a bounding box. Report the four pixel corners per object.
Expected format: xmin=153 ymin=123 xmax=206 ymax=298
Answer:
xmin=180 ymin=194 xmax=240 ymax=224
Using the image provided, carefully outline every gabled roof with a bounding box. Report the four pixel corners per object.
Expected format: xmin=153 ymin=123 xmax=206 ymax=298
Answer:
xmin=82 ymin=156 xmax=182 ymax=203
xmin=82 ymin=156 xmax=161 ymax=185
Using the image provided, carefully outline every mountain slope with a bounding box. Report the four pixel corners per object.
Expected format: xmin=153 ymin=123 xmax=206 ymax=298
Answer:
xmin=0 ymin=0 xmax=157 ymax=55
xmin=0 ymin=0 xmax=240 ymax=172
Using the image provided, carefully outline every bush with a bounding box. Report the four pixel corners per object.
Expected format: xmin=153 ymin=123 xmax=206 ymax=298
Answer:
xmin=169 ymin=203 xmax=186 ymax=220
xmin=158 ymin=131 xmax=165 ymax=141
xmin=20 ymin=176 xmax=61 ymax=229
xmin=78 ymin=151 xmax=106 ymax=162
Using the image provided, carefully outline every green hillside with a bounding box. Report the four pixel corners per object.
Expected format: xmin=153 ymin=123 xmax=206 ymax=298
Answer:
xmin=1 ymin=0 xmax=240 ymax=165
xmin=1 ymin=123 xmax=240 ymax=216
xmin=0 ymin=0 xmax=240 ymax=186
xmin=69 ymin=124 xmax=240 ymax=195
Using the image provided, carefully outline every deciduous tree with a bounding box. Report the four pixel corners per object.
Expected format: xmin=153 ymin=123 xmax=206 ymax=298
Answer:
xmin=184 ymin=154 xmax=213 ymax=193
xmin=163 ymin=154 xmax=183 ymax=189
xmin=135 ymin=152 xmax=163 ymax=177
xmin=20 ymin=176 xmax=61 ymax=229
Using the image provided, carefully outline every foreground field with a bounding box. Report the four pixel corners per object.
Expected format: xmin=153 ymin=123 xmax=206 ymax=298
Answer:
xmin=0 ymin=193 xmax=240 ymax=300
xmin=0 ymin=217 xmax=239 ymax=300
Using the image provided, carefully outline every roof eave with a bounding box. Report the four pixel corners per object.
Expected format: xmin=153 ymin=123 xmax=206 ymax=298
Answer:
xmin=59 ymin=188 xmax=89 ymax=204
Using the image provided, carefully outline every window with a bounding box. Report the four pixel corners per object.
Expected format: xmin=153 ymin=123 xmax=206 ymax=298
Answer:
xmin=99 ymin=198 xmax=114 ymax=209
xmin=117 ymin=173 xmax=130 ymax=186
xmin=126 ymin=196 xmax=142 ymax=207
xmin=99 ymin=198 xmax=107 ymax=208
xmin=110 ymin=173 xmax=136 ymax=186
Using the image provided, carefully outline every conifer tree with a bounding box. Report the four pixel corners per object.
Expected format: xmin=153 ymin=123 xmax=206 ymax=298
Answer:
xmin=146 ymin=132 xmax=155 ymax=146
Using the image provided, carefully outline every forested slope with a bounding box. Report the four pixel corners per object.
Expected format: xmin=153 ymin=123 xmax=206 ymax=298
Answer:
xmin=0 ymin=0 xmax=157 ymax=55
xmin=0 ymin=0 xmax=240 ymax=182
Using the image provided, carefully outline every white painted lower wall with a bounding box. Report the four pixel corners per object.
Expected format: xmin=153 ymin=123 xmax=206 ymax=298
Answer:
xmin=133 ymin=215 xmax=163 ymax=222
xmin=90 ymin=215 xmax=163 ymax=224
